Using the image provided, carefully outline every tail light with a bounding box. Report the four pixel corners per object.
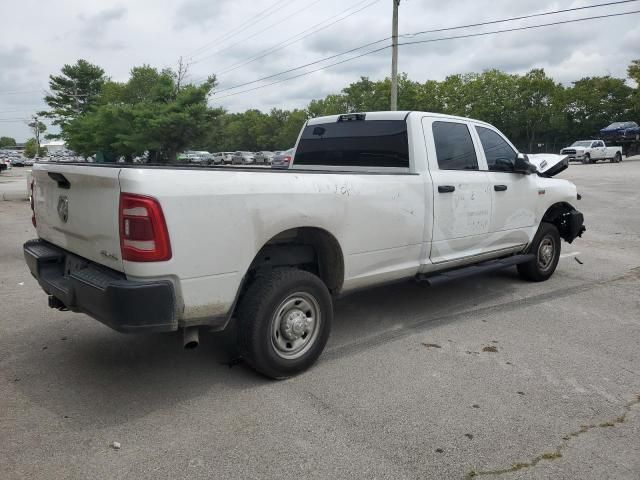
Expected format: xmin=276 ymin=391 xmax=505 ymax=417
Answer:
xmin=30 ymin=180 xmax=36 ymax=227
xmin=283 ymin=155 xmax=292 ymax=165
xmin=119 ymin=193 xmax=172 ymax=262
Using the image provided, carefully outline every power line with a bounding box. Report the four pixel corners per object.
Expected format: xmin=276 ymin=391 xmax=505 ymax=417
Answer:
xmin=0 ymin=89 xmax=43 ymax=96
xmin=400 ymin=0 xmax=640 ymax=38
xmin=191 ymin=0 xmax=326 ymax=66
xmin=215 ymin=0 xmax=380 ymax=77
xmin=398 ymin=9 xmax=640 ymax=48
xmin=0 ymin=108 xmax=42 ymax=114
xmin=211 ymin=9 xmax=640 ymax=101
xmin=209 ymin=1 xmax=640 ymax=95
xmin=211 ymin=39 xmax=389 ymax=94
xmin=185 ymin=0 xmax=293 ymax=59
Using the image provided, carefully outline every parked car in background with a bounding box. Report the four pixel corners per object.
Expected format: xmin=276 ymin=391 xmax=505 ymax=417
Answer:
xmin=12 ymin=157 xmax=26 ymax=167
xmin=560 ymin=140 xmax=623 ymax=164
xmin=182 ymin=151 xmax=212 ymax=164
xmin=599 ymin=121 xmax=640 ymax=142
xmin=209 ymin=153 xmax=222 ymax=165
xmin=254 ymin=151 xmax=275 ymax=165
xmin=232 ymin=151 xmax=255 ymax=165
xmin=220 ymin=152 xmax=234 ymax=164
xmin=271 ymin=148 xmax=294 ymax=169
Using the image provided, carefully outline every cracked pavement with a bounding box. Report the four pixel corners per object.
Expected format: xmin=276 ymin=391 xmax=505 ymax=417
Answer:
xmin=1 ymin=159 xmax=640 ymax=479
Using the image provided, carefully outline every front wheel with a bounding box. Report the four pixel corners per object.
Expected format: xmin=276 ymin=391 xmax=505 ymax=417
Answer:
xmin=236 ymin=268 xmax=333 ymax=379
xmin=517 ymin=222 xmax=561 ymax=282
xmin=581 ymin=154 xmax=590 ymax=164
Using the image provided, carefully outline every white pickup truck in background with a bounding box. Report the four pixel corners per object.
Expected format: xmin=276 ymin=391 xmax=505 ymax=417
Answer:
xmin=25 ymin=111 xmax=585 ymax=378
xmin=560 ymin=140 xmax=623 ymax=164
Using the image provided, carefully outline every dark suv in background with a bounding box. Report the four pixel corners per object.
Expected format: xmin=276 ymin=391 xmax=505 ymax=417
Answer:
xmin=599 ymin=121 xmax=640 ymax=142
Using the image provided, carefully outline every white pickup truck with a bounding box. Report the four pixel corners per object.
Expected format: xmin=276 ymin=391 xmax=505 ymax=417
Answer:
xmin=24 ymin=111 xmax=585 ymax=378
xmin=560 ymin=140 xmax=623 ymax=164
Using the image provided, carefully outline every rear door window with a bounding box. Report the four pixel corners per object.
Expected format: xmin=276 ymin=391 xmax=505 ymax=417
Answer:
xmin=432 ymin=122 xmax=479 ymax=170
xmin=295 ymin=120 xmax=409 ymax=169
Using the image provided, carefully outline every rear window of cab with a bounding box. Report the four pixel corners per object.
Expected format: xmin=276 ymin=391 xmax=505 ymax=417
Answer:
xmin=295 ymin=120 xmax=409 ymax=169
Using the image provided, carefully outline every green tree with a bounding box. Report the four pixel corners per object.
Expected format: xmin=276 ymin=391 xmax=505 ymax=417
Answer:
xmin=628 ymin=59 xmax=640 ymax=84
xmin=23 ymin=138 xmax=47 ymax=158
xmin=565 ymin=76 xmax=633 ymax=139
xmin=628 ymin=59 xmax=640 ymax=120
xmin=40 ymin=59 xmax=106 ymax=137
xmin=66 ymin=65 xmax=218 ymax=162
xmin=28 ymin=117 xmax=47 ymax=149
xmin=513 ymin=69 xmax=562 ymax=152
xmin=307 ymin=94 xmax=349 ymax=117
xmin=0 ymin=136 xmax=16 ymax=148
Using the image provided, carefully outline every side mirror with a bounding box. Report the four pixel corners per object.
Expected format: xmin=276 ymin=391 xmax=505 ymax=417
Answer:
xmin=514 ymin=153 xmax=537 ymax=175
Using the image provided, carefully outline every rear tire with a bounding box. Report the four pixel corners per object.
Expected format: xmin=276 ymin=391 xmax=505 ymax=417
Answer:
xmin=614 ymin=152 xmax=622 ymax=163
xmin=517 ymin=222 xmax=561 ymax=282
xmin=236 ymin=268 xmax=332 ymax=379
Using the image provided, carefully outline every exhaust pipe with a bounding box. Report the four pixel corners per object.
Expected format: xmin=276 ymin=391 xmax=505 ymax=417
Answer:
xmin=183 ymin=327 xmax=199 ymax=350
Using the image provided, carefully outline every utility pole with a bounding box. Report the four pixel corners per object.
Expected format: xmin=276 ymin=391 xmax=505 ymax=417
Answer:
xmin=390 ymin=0 xmax=400 ymax=111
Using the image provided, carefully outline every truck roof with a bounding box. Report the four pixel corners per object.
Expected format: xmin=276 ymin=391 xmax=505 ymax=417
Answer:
xmin=307 ymin=111 xmax=493 ymax=127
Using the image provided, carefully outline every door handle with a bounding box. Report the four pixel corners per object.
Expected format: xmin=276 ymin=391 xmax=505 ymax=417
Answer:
xmin=438 ymin=185 xmax=455 ymax=193
xmin=494 ymin=185 xmax=507 ymax=192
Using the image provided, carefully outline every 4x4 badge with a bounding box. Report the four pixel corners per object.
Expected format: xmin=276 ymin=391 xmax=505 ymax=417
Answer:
xmin=57 ymin=195 xmax=68 ymax=223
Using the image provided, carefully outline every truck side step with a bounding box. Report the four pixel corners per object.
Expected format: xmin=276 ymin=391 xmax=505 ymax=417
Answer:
xmin=417 ymin=254 xmax=535 ymax=287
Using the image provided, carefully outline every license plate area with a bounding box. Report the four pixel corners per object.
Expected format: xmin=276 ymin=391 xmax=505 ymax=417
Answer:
xmin=64 ymin=253 xmax=89 ymax=276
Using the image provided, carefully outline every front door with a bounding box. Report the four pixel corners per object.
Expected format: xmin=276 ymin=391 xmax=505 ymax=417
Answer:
xmin=422 ymin=118 xmax=492 ymax=264
xmin=472 ymin=124 xmax=538 ymax=251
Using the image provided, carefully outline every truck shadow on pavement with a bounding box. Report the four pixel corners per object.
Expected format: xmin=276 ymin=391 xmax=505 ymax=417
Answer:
xmin=10 ymin=268 xmax=532 ymax=427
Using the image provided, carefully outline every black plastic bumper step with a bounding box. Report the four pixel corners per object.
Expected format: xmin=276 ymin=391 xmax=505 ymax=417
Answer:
xmin=417 ymin=254 xmax=535 ymax=287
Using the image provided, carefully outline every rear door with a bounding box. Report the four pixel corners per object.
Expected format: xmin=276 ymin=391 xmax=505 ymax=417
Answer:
xmin=422 ymin=117 xmax=492 ymax=264
xmin=32 ymin=163 xmax=124 ymax=271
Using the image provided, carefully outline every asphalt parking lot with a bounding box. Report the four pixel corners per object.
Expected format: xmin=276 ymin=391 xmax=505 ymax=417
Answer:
xmin=1 ymin=160 xmax=639 ymax=479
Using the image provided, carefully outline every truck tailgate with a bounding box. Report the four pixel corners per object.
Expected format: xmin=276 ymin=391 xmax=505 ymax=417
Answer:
xmin=32 ymin=163 xmax=124 ymax=272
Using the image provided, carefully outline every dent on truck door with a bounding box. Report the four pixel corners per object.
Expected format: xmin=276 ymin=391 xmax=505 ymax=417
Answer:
xmin=423 ymin=119 xmax=492 ymax=264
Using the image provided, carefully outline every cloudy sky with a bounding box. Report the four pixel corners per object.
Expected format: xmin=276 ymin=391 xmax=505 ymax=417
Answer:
xmin=1 ymin=0 xmax=639 ymax=141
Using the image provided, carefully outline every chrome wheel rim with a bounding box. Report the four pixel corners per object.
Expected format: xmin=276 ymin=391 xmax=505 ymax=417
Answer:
xmin=270 ymin=292 xmax=321 ymax=360
xmin=537 ymin=236 xmax=555 ymax=271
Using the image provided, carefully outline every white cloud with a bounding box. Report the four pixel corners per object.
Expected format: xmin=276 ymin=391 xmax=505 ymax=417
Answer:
xmin=0 ymin=0 xmax=639 ymax=140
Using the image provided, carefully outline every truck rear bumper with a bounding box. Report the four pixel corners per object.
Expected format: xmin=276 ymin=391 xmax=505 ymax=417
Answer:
xmin=24 ymin=239 xmax=177 ymax=333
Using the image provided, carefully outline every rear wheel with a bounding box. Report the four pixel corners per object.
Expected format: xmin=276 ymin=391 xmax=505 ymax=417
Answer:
xmin=517 ymin=222 xmax=561 ymax=282
xmin=614 ymin=152 xmax=622 ymax=163
xmin=236 ymin=268 xmax=332 ymax=379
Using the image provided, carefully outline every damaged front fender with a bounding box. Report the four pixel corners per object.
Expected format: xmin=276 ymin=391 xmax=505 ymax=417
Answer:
xmin=556 ymin=209 xmax=586 ymax=244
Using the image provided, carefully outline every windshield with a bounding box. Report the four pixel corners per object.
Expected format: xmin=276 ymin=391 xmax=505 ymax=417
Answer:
xmin=606 ymin=122 xmax=636 ymax=129
xmin=571 ymin=141 xmax=592 ymax=147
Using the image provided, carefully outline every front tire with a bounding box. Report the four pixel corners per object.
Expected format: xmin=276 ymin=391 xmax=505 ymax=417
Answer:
xmin=581 ymin=154 xmax=590 ymax=164
xmin=236 ymin=268 xmax=333 ymax=379
xmin=517 ymin=222 xmax=561 ymax=282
